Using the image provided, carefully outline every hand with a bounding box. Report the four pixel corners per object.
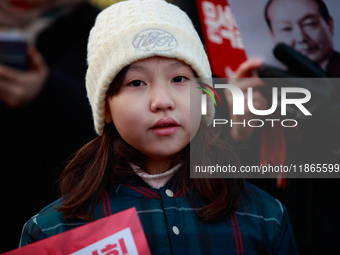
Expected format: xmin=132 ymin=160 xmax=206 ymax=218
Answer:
xmin=0 ymin=46 xmax=49 ymax=108
xmin=225 ymin=59 xmax=268 ymax=143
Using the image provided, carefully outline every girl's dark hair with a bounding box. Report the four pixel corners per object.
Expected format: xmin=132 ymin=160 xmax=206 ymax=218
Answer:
xmin=58 ymin=66 xmax=244 ymax=223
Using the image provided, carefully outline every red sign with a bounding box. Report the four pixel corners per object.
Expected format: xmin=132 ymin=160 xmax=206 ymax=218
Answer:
xmin=3 ymin=207 xmax=151 ymax=255
xmin=196 ymin=0 xmax=247 ymax=77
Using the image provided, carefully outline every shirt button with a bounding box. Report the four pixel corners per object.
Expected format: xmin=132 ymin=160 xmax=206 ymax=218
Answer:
xmin=172 ymin=226 xmax=180 ymax=235
xmin=165 ymin=189 xmax=173 ymax=197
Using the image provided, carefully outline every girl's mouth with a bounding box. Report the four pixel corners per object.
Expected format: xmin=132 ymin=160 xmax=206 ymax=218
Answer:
xmin=150 ymin=118 xmax=179 ymax=136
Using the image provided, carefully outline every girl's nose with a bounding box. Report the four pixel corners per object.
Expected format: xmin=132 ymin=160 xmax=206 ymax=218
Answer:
xmin=150 ymin=83 xmax=175 ymax=112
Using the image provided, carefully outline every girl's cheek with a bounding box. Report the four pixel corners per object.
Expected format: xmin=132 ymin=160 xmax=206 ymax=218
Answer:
xmin=190 ymin=117 xmax=201 ymax=141
xmin=189 ymin=93 xmax=203 ymax=141
xmin=190 ymin=87 xmax=203 ymax=116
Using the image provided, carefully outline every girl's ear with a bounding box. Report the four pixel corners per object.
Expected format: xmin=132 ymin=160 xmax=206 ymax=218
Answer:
xmin=104 ymin=101 xmax=113 ymax=124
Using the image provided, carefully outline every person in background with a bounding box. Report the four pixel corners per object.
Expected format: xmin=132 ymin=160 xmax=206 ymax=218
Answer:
xmin=0 ymin=0 xmax=99 ymax=252
xmin=225 ymin=0 xmax=340 ymax=253
xmin=265 ymin=0 xmax=340 ymax=76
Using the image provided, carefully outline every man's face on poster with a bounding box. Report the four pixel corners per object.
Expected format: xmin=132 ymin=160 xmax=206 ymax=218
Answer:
xmin=267 ymin=0 xmax=334 ymax=66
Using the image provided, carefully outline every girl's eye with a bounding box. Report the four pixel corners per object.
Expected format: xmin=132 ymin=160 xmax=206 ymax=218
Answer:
xmin=172 ymin=76 xmax=188 ymax=83
xmin=129 ymin=80 xmax=146 ymax=87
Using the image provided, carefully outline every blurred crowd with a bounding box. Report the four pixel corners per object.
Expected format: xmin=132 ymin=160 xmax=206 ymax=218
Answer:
xmin=0 ymin=0 xmax=99 ymax=252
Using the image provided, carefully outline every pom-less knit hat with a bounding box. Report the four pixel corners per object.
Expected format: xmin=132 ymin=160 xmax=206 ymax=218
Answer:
xmin=86 ymin=0 xmax=214 ymax=135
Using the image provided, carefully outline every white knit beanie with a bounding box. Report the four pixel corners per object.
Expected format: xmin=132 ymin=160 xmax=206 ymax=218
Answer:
xmin=86 ymin=0 xmax=214 ymax=135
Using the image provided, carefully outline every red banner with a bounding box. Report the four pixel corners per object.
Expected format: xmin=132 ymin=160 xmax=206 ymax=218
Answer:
xmin=196 ymin=0 xmax=247 ymax=77
xmin=4 ymin=207 xmax=151 ymax=255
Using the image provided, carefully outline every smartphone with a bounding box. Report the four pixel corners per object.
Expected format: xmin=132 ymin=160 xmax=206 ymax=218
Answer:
xmin=0 ymin=32 xmax=28 ymax=71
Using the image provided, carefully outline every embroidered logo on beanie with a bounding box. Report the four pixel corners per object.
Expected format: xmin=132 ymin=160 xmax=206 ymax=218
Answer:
xmin=133 ymin=29 xmax=178 ymax=52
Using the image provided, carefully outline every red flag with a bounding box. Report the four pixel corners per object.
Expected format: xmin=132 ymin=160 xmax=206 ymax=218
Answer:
xmin=4 ymin=207 xmax=151 ymax=255
xmin=196 ymin=0 xmax=247 ymax=77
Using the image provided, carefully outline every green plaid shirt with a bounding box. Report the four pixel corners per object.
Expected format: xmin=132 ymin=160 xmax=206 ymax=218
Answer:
xmin=20 ymin=180 xmax=298 ymax=254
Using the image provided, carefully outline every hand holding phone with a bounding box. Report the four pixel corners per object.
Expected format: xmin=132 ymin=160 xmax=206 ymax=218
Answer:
xmin=0 ymin=46 xmax=49 ymax=108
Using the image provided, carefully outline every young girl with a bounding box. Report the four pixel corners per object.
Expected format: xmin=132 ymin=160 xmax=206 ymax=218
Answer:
xmin=20 ymin=0 xmax=298 ymax=254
